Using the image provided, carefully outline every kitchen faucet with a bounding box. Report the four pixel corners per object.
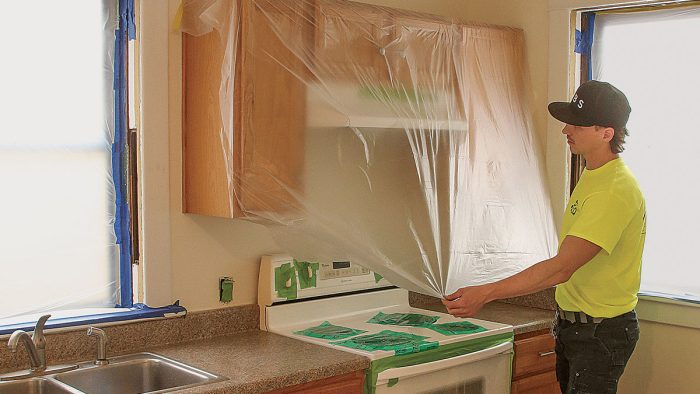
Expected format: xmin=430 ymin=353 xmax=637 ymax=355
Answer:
xmin=2 ymin=314 xmax=78 ymax=381
xmin=7 ymin=314 xmax=50 ymax=372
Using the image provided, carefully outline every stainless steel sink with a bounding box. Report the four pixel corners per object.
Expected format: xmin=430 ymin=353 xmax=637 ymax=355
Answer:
xmin=0 ymin=377 xmax=80 ymax=394
xmin=0 ymin=353 xmax=226 ymax=394
xmin=53 ymin=353 xmax=227 ymax=394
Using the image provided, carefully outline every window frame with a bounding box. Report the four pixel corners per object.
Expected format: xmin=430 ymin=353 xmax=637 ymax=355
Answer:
xmin=572 ymin=3 xmax=700 ymax=315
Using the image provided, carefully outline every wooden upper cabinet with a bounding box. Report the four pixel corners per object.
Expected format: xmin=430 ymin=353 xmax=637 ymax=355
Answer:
xmin=386 ymin=17 xmax=460 ymax=88
xmin=183 ymin=0 xmax=309 ymax=219
xmin=384 ymin=16 xmax=465 ymax=121
xmin=312 ymin=0 xmax=391 ymax=82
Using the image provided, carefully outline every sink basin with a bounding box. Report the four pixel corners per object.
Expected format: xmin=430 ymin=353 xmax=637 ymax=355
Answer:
xmin=0 ymin=377 xmax=79 ymax=394
xmin=54 ymin=353 xmax=227 ymax=394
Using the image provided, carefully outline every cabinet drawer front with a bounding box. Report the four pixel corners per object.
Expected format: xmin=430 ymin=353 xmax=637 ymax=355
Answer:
xmin=512 ymin=370 xmax=560 ymax=394
xmin=265 ymin=371 xmax=365 ymax=394
xmin=513 ymin=333 xmax=556 ymax=378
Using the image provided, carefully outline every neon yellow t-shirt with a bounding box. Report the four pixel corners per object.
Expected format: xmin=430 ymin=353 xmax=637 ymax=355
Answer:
xmin=555 ymin=158 xmax=646 ymax=318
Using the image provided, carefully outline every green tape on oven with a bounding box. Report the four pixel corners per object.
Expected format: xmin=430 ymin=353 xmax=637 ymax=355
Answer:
xmin=274 ymin=262 xmax=297 ymax=300
xmin=294 ymin=321 xmax=367 ymax=340
xmin=362 ymin=331 xmax=514 ymax=394
xmin=293 ymin=259 xmax=319 ymax=289
xmin=333 ymin=330 xmax=438 ymax=354
xmin=425 ymin=321 xmax=488 ymax=335
xmin=367 ymin=311 xmax=440 ymax=327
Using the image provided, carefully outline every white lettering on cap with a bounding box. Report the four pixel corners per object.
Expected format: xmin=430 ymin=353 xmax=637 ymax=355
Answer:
xmin=571 ymin=93 xmax=584 ymax=109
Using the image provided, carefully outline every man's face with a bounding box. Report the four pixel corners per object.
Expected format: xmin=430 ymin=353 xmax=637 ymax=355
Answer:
xmin=561 ymin=124 xmax=610 ymax=155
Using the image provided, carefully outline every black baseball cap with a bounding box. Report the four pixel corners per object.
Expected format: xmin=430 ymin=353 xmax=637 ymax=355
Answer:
xmin=548 ymin=80 xmax=631 ymax=129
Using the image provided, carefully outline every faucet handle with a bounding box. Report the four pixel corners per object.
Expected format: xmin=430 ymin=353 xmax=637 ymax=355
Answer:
xmin=32 ymin=314 xmax=51 ymax=349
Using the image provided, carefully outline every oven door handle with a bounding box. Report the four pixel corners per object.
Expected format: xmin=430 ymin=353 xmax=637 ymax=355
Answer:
xmin=376 ymin=341 xmax=513 ymax=382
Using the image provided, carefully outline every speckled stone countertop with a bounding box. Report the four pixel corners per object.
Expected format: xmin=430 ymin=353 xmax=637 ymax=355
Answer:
xmin=149 ymin=330 xmax=369 ymax=394
xmin=416 ymin=301 xmax=555 ymax=335
xmin=0 ymin=305 xmax=367 ymax=394
xmin=1 ymin=297 xmax=555 ymax=393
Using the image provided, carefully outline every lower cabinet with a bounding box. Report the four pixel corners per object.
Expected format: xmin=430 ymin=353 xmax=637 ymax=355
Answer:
xmin=265 ymin=370 xmax=365 ymax=394
xmin=512 ymin=329 xmax=561 ymax=394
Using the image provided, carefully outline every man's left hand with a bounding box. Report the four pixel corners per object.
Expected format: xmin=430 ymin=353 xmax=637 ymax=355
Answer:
xmin=442 ymin=286 xmax=490 ymax=318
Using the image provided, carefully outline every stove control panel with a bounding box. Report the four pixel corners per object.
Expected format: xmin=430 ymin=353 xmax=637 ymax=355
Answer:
xmin=319 ymin=261 xmax=370 ymax=280
xmin=258 ymin=254 xmax=391 ymax=306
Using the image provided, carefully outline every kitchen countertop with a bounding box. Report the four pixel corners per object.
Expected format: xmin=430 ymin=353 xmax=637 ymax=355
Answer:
xmin=415 ymin=301 xmax=556 ymax=336
xmin=2 ymin=302 xmax=551 ymax=393
xmin=155 ymin=303 xmax=552 ymax=393
xmin=149 ymin=330 xmax=369 ymax=394
xmin=158 ymin=302 xmax=552 ymax=393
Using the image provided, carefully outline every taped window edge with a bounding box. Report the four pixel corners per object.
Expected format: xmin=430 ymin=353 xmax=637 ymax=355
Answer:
xmin=0 ymin=302 xmax=187 ymax=337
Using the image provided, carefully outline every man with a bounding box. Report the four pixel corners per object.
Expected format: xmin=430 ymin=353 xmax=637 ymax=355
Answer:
xmin=442 ymin=80 xmax=645 ymax=394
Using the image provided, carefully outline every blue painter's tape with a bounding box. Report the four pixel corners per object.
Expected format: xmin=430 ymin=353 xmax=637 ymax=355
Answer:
xmin=0 ymin=302 xmax=187 ymax=336
xmin=113 ymin=0 xmax=136 ymax=307
xmin=574 ymin=13 xmax=597 ymax=81
xmin=574 ymin=29 xmax=583 ymax=54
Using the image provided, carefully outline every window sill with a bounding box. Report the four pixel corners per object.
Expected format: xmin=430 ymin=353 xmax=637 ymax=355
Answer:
xmin=637 ymin=291 xmax=700 ymax=330
xmin=0 ymin=303 xmax=186 ymax=337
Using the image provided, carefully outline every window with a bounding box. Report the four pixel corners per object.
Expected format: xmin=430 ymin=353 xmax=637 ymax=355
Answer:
xmin=582 ymin=5 xmax=700 ymax=300
xmin=0 ymin=1 xmax=136 ymax=323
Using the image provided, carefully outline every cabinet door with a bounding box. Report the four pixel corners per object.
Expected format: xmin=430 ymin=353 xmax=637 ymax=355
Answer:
xmin=265 ymin=370 xmax=365 ymax=394
xmin=385 ymin=16 xmax=463 ymax=119
xmin=313 ymin=0 xmax=391 ymax=82
xmin=511 ymin=371 xmax=561 ymax=394
xmin=182 ymin=1 xmax=309 ymax=219
xmin=386 ymin=17 xmax=458 ymax=86
xmin=236 ymin=0 xmax=309 ymax=218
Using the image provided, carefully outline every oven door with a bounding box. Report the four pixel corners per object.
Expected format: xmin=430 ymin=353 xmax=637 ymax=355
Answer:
xmin=375 ymin=341 xmax=513 ymax=394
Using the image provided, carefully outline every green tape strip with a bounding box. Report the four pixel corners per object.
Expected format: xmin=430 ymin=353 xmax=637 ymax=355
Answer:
xmin=363 ymin=331 xmax=514 ymax=394
xmin=373 ymin=273 xmax=383 ymax=283
xmin=294 ymin=321 xmax=367 ymax=340
xmin=425 ymin=321 xmax=488 ymax=336
xmin=274 ymin=263 xmax=297 ymax=300
xmin=293 ymin=259 xmax=319 ymax=289
xmin=367 ymin=312 xmax=440 ymax=327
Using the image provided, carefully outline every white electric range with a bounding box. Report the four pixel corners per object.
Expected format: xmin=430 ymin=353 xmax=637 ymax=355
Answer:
xmin=258 ymin=254 xmax=514 ymax=393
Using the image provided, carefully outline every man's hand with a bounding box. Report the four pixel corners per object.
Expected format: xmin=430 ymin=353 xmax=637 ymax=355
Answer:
xmin=441 ymin=285 xmax=491 ymax=318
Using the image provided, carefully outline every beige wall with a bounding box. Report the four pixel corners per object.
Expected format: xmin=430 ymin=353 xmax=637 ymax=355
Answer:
xmin=620 ymin=320 xmax=700 ymax=394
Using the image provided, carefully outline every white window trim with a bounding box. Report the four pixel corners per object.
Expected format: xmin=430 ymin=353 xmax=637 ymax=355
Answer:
xmin=137 ymin=0 xmax=173 ymax=306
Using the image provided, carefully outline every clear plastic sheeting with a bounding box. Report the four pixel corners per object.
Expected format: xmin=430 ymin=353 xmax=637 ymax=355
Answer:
xmin=0 ymin=0 xmax=120 ymax=319
xmin=181 ymin=0 xmax=557 ymax=297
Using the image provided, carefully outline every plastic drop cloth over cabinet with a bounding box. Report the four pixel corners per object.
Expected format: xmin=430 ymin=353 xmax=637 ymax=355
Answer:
xmin=181 ymin=0 xmax=557 ymax=297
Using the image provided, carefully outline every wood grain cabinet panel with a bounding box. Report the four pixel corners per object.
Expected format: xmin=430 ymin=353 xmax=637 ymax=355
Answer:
xmin=313 ymin=0 xmax=392 ymax=82
xmin=264 ymin=370 xmax=365 ymax=394
xmin=183 ymin=0 xmax=309 ymax=219
xmin=512 ymin=370 xmax=560 ymax=394
xmin=512 ymin=329 xmax=560 ymax=394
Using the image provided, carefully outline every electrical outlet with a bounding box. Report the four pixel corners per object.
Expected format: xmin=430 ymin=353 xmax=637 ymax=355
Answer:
xmin=219 ymin=276 xmax=234 ymax=303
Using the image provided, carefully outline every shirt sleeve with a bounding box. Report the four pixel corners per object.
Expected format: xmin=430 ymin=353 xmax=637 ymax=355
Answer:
xmin=566 ymin=192 xmax=636 ymax=254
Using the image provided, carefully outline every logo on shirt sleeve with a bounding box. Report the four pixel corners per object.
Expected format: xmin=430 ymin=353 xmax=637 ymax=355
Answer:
xmin=570 ymin=200 xmax=579 ymax=215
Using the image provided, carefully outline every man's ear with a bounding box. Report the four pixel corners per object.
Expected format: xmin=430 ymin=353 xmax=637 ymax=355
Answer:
xmin=600 ymin=126 xmax=615 ymax=142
